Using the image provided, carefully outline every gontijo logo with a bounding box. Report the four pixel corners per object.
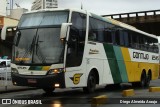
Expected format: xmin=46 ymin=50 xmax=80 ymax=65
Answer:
xmin=70 ymin=73 xmax=83 ymax=85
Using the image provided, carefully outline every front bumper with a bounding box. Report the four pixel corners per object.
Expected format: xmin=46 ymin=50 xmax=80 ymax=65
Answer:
xmin=11 ymin=73 xmax=65 ymax=88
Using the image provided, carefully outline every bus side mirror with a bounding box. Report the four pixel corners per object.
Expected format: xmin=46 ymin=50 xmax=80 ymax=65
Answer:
xmin=60 ymin=23 xmax=72 ymax=39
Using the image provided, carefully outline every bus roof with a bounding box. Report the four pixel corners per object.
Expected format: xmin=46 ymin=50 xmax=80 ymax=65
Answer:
xmin=25 ymin=8 xmax=87 ymax=14
xmin=25 ymin=8 xmax=157 ymax=39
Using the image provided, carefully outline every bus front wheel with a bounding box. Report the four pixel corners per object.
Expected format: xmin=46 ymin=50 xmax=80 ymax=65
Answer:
xmin=43 ymin=88 xmax=55 ymax=94
xmin=83 ymin=72 xmax=96 ymax=93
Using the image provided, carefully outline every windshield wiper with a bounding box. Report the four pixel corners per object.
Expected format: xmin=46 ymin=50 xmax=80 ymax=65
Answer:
xmin=19 ymin=35 xmax=36 ymax=64
xmin=35 ymin=35 xmax=46 ymax=64
xmin=19 ymin=35 xmax=46 ymax=64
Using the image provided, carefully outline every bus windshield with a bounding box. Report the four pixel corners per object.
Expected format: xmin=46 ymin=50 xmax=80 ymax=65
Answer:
xmin=13 ymin=11 xmax=69 ymax=65
xmin=18 ymin=11 xmax=68 ymax=28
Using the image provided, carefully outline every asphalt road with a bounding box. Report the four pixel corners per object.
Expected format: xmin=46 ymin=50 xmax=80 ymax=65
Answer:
xmin=0 ymin=79 xmax=160 ymax=107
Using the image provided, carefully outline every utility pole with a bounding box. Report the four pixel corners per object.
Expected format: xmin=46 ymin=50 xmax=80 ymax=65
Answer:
xmin=10 ymin=0 xmax=13 ymax=9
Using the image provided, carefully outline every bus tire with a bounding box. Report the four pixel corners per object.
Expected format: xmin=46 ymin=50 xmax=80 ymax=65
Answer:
xmin=139 ymin=72 xmax=146 ymax=87
xmin=43 ymin=88 xmax=55 ymax=94
xmin=132 ymin=72 xmax=146 ymax=88
xmin=83 ymin=72 xmax=96 ymax=93
xmin=145 ymin=73 xmax=151 ymax=87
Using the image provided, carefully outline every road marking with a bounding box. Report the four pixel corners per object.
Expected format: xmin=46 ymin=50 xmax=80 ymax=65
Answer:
xmin=122 ymin=89 xmax=135 ymax=97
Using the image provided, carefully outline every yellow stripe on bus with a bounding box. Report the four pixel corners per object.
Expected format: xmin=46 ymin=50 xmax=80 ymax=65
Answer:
xmin=42 ymin=66 xmax=50 ymax=71
xmin=121 ymin=47 xmax=134 ymax=82
xmin=121 ymin=47 xmax=159 ymax=82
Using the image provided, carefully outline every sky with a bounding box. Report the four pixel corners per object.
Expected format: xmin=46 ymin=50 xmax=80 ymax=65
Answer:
xmin=11 ymin=0 xmax=160 ymax=15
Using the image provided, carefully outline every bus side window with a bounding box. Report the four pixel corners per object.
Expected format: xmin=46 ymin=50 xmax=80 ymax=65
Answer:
xmin=131 ymin=32 xmax=139 ymax=49
xmin=115 ymin=30 xmax=120 ymax=45
xmin=124 ymin=31 xmax=129 ymax=47
xmin=88 ymin=31 xmax=97 ymax=41
xmin=97 ymin=21 xmax=104 ymax=42
xmin=66 ymin=12 xmax=86 ymax=67
xmin=119 ymin=30 xmax=124 ymax=46
xmin=147 ymin=37 xmax=153 ymax=52
xmin=153 ymin=38 xmax=159 ymax=53
xmin=144 ymin=38 xmax=148 ymax=51
xmin=128 ymin=31 xmax=132 ymax=47
xmin=88 ymin=17 xmax=104 ymax=42
xmin=88 ymin=18 xmax=97 ymax=41
xmin=151 ymin=38 xmax=158 ymax=53
xmin=104 ymin=23 xmax=113 ymax=44
xmin=104 ymin=29 xmax=112 ymax=43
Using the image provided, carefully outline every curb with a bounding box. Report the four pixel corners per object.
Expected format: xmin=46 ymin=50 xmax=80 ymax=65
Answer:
xmin=0 ymin=87 xmax=38 ymax=94
xmin=91 ymin=95 xmax=107 ymax=107
xmin=149 ymin=87 xmax=160 ymax=92
xmin=122 ymin=89 xmax=135 ymax=97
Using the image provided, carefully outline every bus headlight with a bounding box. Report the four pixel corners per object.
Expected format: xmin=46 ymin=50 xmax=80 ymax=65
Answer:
xmin=11 ymin=68 xmax=19 ymax=74
xmin=47 ymin=68 xmax=64 ymax=75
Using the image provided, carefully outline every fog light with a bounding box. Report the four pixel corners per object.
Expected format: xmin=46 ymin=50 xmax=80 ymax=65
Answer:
xmin=13 ymin=82 xmax=17 ymax=85
xmin=55 ymin=84 xmax=60 ymax=87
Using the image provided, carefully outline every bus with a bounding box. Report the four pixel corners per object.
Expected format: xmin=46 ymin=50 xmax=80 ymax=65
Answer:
xmin=1 ymin=8 xmax=159 ymax=93
xmin=0 ymin=59 xmax=11 ymax=79
xmin=0 ymin=26 xmax=16 ymax=80
xmin=0 ymin=26 xmax=16 ymax=59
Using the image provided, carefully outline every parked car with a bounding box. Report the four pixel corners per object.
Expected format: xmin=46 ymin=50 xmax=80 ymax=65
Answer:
xmin=0 ymin=59 xmax=11 ymax=80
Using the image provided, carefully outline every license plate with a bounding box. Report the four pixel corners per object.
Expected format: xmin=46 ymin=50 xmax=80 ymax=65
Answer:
xmin=28 ymin=79 xmax=37 ymax=84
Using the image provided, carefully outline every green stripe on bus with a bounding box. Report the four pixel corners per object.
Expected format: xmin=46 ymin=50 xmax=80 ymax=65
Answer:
xmin=113 ymin=46 xmax=128 ymax=82
xmin=103 ymin=43 xmax=122 ymax=83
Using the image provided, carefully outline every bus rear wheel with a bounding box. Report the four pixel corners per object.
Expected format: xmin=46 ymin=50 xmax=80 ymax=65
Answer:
xmin=43 ymin=88 xmax=55 ymax=94
xmin=140 ymin=73 xmax=146 ymax=87
xmin=83 ymin=72 xmax=96 ymax=93
xmin=132 ymin=73 xmax=146 ymax=88
xmin=145 ymin=74 xmax=151 ymax=87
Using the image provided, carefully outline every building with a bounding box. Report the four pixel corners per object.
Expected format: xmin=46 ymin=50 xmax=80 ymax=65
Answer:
xmin=0 ymin=17 xmax=18 ymax=29
xmin=31 ymin=0 xmax=58 ymax=10
xmin=10 ymin=8 xmax=28 ymax=20
xmin=0 ymin=0 xmax=7 ymax=16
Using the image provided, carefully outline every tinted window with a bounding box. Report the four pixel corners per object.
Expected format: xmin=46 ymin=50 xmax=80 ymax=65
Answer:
xmin=124 ymin=31 xmax=129 ymax=47
xmin=89 ymin=17 xmax=104 ymax=42
xmin=104 ymin=23 xmax=114 ymax=43
xmin=66 ymin=12 xmax=86 ymax=67
xmin=18 ymin=11 xmax=68 ymax=27
xmin=88 ymin=16 xmax=158 ymax=53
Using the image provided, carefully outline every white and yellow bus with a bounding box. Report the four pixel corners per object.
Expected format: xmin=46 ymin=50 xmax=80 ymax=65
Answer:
xmin=1 ymin=9 xmax=159 ymax=93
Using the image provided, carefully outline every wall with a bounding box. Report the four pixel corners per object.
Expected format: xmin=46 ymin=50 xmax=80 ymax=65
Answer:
xmin=4 ymin=17 xmax=18 ymax=26
xmin=10 ymin=8 xmax=28 ymax=20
